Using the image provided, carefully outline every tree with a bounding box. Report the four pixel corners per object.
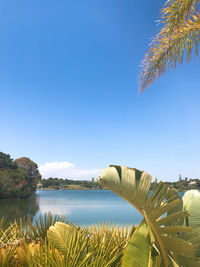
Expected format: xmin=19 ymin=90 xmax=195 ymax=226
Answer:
xmin=14 ymin=157 xmax=41 ymax=193
xmin=0 ymin=152 xmax=17 ymax=170
xmin=0 ymin=168 xmax=30 ymax=198
xmin=0 ymin=153 xmax=41 ymax=198
xmin=140 ymin=0 xmax=200 ymax=92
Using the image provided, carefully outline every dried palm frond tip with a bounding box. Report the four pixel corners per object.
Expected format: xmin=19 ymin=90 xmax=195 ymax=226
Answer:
xmin=140 ymin=0 xmax=200 ymax=92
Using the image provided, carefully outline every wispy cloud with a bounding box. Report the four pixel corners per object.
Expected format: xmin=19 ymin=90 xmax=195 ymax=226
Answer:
xmin=39 ymin=161 xmax=100 ymax=180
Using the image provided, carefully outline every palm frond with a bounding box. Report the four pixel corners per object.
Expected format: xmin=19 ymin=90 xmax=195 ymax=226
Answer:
xmin=183 ymin=189 xmax=200 ymax=227
xmin=122 ymin=222 xmax=152 ymax=267
xmin=25 ymin=213 xmax=70 ymax=240
xmin=88 ymin=223 xmax=130 ymax=267
xmin=100 ymin=165 xmax=196 ymax=266
xmin=161 ymin=0 xmax=199 ymax=32
xmin=140 ymin=14 xmax=200 ymax=91
xmin=47 ymin=222 xmax=129 ymax=267
xmin=180 ymin=190 xmax=200 ymax=258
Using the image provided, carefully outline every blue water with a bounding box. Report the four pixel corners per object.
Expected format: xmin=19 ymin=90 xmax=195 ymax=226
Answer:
xmin=35 ymin=190 xmax=142 ymax=226
xmin=0 ymin=190 xmax=186 ymax=226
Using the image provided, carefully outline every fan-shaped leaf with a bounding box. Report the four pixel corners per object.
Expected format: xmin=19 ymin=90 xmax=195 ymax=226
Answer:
xmin=100 ymin=165 xmax=196 ymax=266
xmin=47 ymin=222 xmax=76 ymax=253
xmin=183 ymin=190 xmax=200 ymax=227
xmin=122 ymin=222 xmax=152 ymax=267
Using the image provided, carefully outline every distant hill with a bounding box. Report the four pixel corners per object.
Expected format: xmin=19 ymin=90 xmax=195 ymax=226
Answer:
xmin=0 ymin=152 xmax=41 ymax=198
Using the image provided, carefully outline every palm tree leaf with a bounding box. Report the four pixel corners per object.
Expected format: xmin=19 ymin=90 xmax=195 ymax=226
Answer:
xmin=155 ymin=211 xmax=188 ymax=226
xmin=47 ymin=222 xmax=76 ymax=253
xmin=100 ymin=165 xmax=195 ymax=266
xmin=140 ymin=5 xmax=200 ymax=91
xmin=183 ymin=190 xmax=200 ymax=227
xmin=122 ymin=222 xmax=152 ymax=267
xmin=162 ymin=0 xmax=199 ymax=32
xmin=177 ymin=254 xmax=200 ymax=267
xmin=160 ymin=235 xmax=194 ymax=256
xmin=100 ymin=165 xmax=152 ymax=211
xmin=149 ymin=199 xmax=183 ymax=221
xmin=180 ymin=225 xmax=200 ymax=258
xmin=26 ymin=213 xmax=69 ymax=240
xmin=157 ymin=225 xmax=192 ymax=234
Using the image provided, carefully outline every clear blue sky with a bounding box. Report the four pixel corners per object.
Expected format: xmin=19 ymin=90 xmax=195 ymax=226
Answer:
xmin=1 ymin=0 xmax=200 ymax=181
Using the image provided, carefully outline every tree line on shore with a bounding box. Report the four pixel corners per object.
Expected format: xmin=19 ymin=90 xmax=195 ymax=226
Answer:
xmin=41 ymin=176 xmax=200 ymax=192
xmin=150 ymin=177 xmax=200 ymax=192
xmin=40 ymin=177 xmax=104 ymax=190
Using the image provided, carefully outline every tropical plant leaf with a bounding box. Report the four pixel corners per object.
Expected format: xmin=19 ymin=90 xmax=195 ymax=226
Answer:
xmin=100 ymin=165 xmax=195 ymax=266
xmin=161 ymin=0 xmax=200 ymax=33
xmin=139 ymin=0 xmax=200 ymax=91
xmin=183 ymin=190 xmax=200 ymax=227
xmin=100 ymin=165 xmax=152 ymax=211
xmin=180 ymin=225 xmax=200 ymax=258
xmin=177 ymin=254 xmax=200 ymax=267
xmin=122 ymin=222 xmax=152 ymax=267
xmin=47 ymin=222 xmax=76 ymax=253
xmin=88 ymin=223 xmax=129 ymax=267
xmin=26 ymin=213 xmax=69 ymax=240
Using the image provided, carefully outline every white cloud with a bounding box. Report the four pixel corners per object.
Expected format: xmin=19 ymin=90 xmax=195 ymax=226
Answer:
xmin=39 ymin=161 xmax=100 ymax=180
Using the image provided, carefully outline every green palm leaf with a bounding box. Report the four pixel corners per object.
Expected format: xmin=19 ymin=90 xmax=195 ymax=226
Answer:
xmin=183 ymin=190 xmax=200 ymax=227
xmin=180 ymin=190 xmax=200 ymax=258
xmin=26 ymin=213 xmax=69 ymax=240
xmin=100 ymin=165 xmax=195 ymax=266
xmin=47 ymin=222 xmax=77 ymax=253
xmin=122 ymin=222 xmax=152 ymax=267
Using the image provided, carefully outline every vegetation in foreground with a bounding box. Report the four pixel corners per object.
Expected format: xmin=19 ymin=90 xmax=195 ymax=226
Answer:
xmin=0 ymin=213 xmax=130 ymax=267
xmin=0 ymin=152 xmax=41 ymax=199
xmin=1 ymin=165 xmax=200 ymax=266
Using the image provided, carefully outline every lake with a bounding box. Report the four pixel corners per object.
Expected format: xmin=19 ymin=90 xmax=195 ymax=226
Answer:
xmin=0 ymin=190 xmax=143 ymax=226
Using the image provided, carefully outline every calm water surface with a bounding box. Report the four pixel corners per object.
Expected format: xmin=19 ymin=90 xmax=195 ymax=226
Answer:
xmin=0 ymin=190 xmax=143 ymax=226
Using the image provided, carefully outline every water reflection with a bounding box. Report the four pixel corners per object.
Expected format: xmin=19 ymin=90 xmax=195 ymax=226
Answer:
xmin=0 ymin=190 xmax=144 ymax=226
xmin=36 ymin=190 xmax=143 ymax=226
xmin=0 ymin=194 xmax=39 ymax=223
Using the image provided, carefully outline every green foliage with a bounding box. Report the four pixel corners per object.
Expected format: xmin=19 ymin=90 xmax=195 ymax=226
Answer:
xmin=151 ymin=177 xmax=200 ymax=192
xmin=26 ymin=213 xmax=70 ymax=240
xmin=0 ymin=168 xmax=29 ymax=198
xmin=183 ymin=190 xmax=200 ymax=227
xmin=0 ymin=152 xmax=17 ymax=170
xmin=100 ymin=165 xmax=200 ymax=266
xmin=1 ymin=166 xmax=200 ymax=266
xmin=0 ymin=214 xmax=129 ymax=267
xmin=0 ymin=152 xmax=41 ymax=199
xmin=41 ymin=177 xmax=104 ymax=190
xmin=181 ymin=190 xmax=200 ymax=258
xmin=122 ymin=222 xmax=152 ymax=267
xmin=15 ymin=157 xmax=41 ymax=193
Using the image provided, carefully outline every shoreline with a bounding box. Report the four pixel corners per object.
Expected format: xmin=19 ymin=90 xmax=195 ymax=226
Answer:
xmin=37 ymin=188 xmax=108 ymax=191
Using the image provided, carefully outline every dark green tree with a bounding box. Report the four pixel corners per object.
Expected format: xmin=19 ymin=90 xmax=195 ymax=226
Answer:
xmin=0 ymin=152 xmax=17 ymax=170
xmin=0 ymin=153 xmax=41 ymax=198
